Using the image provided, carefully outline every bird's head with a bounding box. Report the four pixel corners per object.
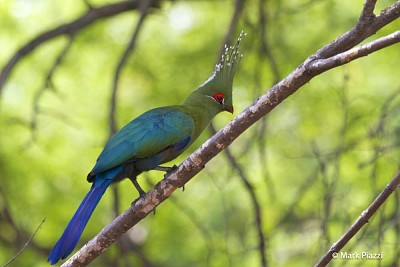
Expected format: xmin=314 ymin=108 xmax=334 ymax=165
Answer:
xmin=185 ymin=32 xmax=244 ymax=114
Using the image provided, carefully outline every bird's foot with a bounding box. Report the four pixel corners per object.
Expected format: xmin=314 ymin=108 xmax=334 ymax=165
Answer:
xmin=154 ymin=165 xmax=178 ymax=173
xmin=131 ymin=188 xmax=146 ymax=206
xmin=154 ymin=165 xmax=178 ymax=179
xmin=137 ymin=188 xmax=146 ymax=198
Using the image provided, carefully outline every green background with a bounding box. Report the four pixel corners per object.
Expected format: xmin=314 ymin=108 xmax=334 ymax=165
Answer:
xmin=0 ymin=0 xmax=399 ymax=266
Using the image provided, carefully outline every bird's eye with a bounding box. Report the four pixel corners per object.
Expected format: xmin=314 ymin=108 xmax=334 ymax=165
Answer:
xmin=212 ymin=93 xmax=225 ymax=105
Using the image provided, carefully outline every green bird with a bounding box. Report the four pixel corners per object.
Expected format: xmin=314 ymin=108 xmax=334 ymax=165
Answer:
xmin=48 ymin=32 xmax=244 ymax=264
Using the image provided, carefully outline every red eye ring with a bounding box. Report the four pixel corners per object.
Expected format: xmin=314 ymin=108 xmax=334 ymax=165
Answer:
xmin=212 ymin=93 xmax=225 ymax=105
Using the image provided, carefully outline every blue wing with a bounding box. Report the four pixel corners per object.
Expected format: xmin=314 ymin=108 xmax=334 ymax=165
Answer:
xmin=90 ymin=106 xmax=194 ymax=175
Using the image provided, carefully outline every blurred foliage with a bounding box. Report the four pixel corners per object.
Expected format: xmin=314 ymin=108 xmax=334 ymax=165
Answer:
xmin=0 ymin=0 xmax=399 ymax=267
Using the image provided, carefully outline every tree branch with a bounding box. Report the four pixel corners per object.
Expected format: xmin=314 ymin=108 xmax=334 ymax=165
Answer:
xmin=217 ymin=0 xmax=244 ymax=59
xmin=213 ymin=3 xmax=266 ymax=265
xmin=0 ymin=0 xmax=160 ymax=94
xmin=359 ymin=0 xmax=377 ymax=21
xmin=314 ymin=171 xmax=400 ymax=267
xmin=310 ymin=30 xmax=400 ymax=73
xmin=209 ymin=124 xmax=267 ymax=267
xmin=315 ymin=0 xmax=400 ymax=58
xmin=1 ymin=218 xmax=46 ymax=267
xmin=61 ymin=3 xmax=400 ymax=266
xmin=107 ymin=1 xmax=151 ymax=261
xmin=109 ymin=0 xmax=151 ymax=136
xmin=26 ymin=36 xmax=74 ymax=146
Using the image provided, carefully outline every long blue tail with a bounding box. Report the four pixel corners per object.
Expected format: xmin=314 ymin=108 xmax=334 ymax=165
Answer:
xmin=48 ymin=167 xmax=122 ymax=265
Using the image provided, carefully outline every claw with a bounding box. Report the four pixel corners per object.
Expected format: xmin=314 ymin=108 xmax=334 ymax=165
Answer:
xmin=154 ymin=165 xmax=178 ymax=173
xmin=154 ymin=165 xmax=178 ymax=179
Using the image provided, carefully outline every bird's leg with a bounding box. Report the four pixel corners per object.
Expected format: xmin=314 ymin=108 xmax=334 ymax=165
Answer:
xmin=153 ymin=166 xmax=171 ymax=172
xmin=123 ymin=161 xmax=146 ymax=197
xmin=129 ymin=177 xmax=146 ymax=197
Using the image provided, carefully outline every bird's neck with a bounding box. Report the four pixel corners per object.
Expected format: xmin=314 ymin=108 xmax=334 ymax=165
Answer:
xmin=182 ymin=90 xmax=221 ymax=140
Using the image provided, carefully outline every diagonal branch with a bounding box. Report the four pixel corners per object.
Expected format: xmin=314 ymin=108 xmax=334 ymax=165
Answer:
xmin=61 ymin=3 xmax=400 ymax=266
xmin=315 ymin=0 xmax=400 ymax=58
xmin=310 ymin=30 xmax=400 ymax=73
xmin=0 ymin=0 xmax=160 ymax=94
xmin=2 ymin=218 xmax=46 ymax=267
xmin=314 ymin=171 xmax=400 ymax=267
xmin=107 ymin=1 xmax=151 ymax=260
xmin=211 ymin=1 xmax=267 ymax=265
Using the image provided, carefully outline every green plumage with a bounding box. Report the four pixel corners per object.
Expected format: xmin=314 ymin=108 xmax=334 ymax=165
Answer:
xmin=89 ymin=107 xmax=194 ymax=175
xmin=48 ymin=32 xmax=244 ymax=265
xmin=88 ymin=31 xmax=244 ymax=182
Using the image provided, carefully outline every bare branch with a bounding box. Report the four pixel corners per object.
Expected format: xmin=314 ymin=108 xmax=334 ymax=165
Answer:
xmin=107 ymin=1 xmax=151 ymax=259
xmin=0 ymin=0 xmax=160 ymax=94
xmin=209 ymin=124 xmax=267 ymax=267
xmin=217 ymin=0 xmax=245 ymax=60
xmin=27 ymin=36 xmax=74 ymax=144
xmin=359 ymin=0 xmax=377 ymax=20
xmin=109 ymin=0 xmax=151 ymax=136
xmin=314 ymin=171 xmax=400 ymax=267
xmin=316 ymin=1 xmax=400 ymax=58
xmin=212 ymin=3 xmax=267 ymax=265
xmin=227 ymin=148 xmax=267 ymax=267
xmin=82 ymin=0 xmax=93 ymax=10
xmin=60 ymin=2 xmax=400 ymax=266
xmin=310 ymin=30 xmax=400 ymax=73
xmin=1 ymin=218 xmax=46 ymax=267
xmin=258 ymin=0 xmax=281 ymax=83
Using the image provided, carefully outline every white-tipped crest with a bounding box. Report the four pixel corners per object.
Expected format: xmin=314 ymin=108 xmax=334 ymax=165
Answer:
xmin=214 ymin=31 xmax=245 ymax=81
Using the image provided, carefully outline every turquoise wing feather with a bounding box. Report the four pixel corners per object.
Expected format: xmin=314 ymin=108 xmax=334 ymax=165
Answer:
xmin=91 ymin=106 xmax=194 ymax=175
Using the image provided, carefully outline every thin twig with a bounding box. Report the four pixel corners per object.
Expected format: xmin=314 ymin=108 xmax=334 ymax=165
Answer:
xmin=218 ymin=0 xmax=244 ymax=59
xmin=1 ymin=218 xmax=46 ymax=267
xmin=212 ymin=1 xmax=267 ymax=266
xmin=25 ymin=35 xmax=74 ymax=146
xmin=315 ymin=1 xmax=400 ymax=58
xmin=256 ymin=0 xmax=281 ymax=201
xmin=0 ymin=0 xmax=160 ymax=93
xmin=109 ymin=0 xmax=151 ymax=135
xmin=61 ymin=2 xmax=400 ymax=265
xmin=314 ymin=171 xmax=400 ymax=267
xmin=258 ymin=0 xmax=281 ymax=83
xmin=209 ymin=124 xmax=267 ymax=267
xmin=310 ymin=31 xmax=400 ymax=73
xmin=107 ymin=1 xmax=151 ymax=261
xmin=228 ymin=150 xmax=267 ymax=267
